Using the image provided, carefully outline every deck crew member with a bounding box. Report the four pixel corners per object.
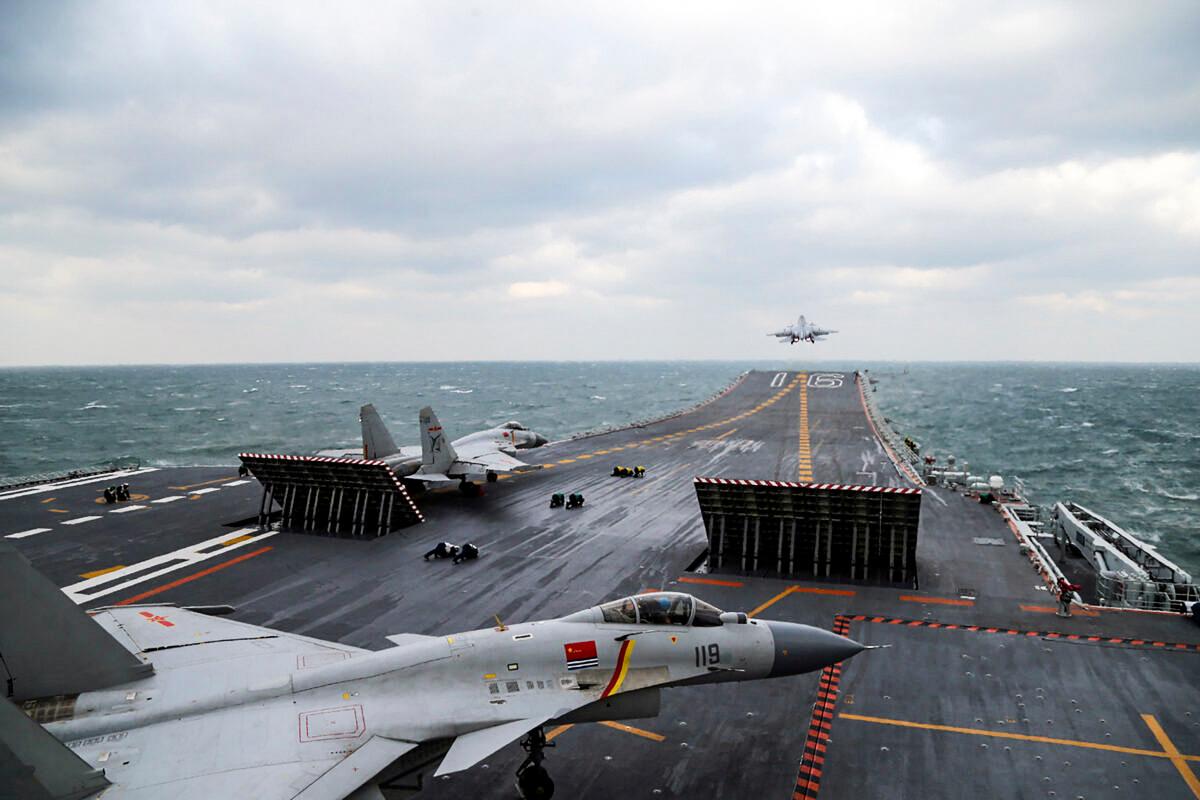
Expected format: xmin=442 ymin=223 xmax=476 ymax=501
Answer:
xmin=423 ymin=542 xmax=461 ymax=561
xmin=452 ymin=543 xmax=480 ymax=564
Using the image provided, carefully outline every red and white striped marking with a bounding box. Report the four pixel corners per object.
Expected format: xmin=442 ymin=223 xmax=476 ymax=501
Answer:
xmin=693 ymin=476 xmax=921 ymax=494
xmin=238 ymin=453 xmax=425 ymax=523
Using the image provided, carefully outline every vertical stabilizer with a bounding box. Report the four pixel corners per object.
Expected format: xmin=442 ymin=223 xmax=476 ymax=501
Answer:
xmin=0 ymin=696 xmax=109 ymax=800
xmin=418 ymin=406 xmax=457 ymax=474
xmin=0 ymin=543 xmax=152 ymax=702
xmin=360 ymin=404 xmax=400 ymax=460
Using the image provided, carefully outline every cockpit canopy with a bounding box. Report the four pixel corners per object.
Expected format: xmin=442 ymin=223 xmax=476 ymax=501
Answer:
xmin=500 ymin=421 xmax=528 ymax=431
xmin=598 ymin=592 xmax=724 ymax=627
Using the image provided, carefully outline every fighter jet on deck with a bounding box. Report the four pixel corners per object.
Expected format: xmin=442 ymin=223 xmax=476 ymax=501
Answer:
xmin=0 ymin=544 xmax=868 ymax=800
xmin=320 ymin=404 xmax=548 ymax=493
xmin=768 ymin=314 xmax=838 ymax=344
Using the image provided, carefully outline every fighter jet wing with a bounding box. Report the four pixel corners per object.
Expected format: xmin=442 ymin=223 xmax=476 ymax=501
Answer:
xmin=454 ymin=448 xmax=542 ymax=474
xmin=435 ymin=714 xmax=562 ymax=776
xmin=92 ymin=605 xmax=368 ymax=672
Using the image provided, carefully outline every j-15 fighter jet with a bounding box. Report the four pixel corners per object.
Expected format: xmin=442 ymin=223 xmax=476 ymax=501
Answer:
xmin=321 ymin=404 xmax=549 ymax=493
xmin=1 ymin=544 xmax=869 ymax=800
xmin=768 ymin=314 xmax=838 ymax=344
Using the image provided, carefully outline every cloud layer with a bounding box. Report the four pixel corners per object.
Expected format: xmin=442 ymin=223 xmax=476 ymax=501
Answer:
xmin=2 ymin=1 xmax=1198 ymax=364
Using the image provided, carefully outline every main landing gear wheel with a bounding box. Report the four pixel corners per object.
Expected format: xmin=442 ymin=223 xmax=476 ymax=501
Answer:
xmin=458 ymin=480 xmax=482 ymax=496
xmin=515 ymin=727 xmax=555 ymax=799
xmin=486 ymin=470 xmax=498 ymax=483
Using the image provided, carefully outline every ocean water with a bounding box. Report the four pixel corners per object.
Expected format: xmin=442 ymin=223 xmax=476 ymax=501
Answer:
xmin=0 ymin=361 xmax=1195 ymax=574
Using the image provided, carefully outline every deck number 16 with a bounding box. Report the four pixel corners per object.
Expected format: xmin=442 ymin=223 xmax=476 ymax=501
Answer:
xmin=695 ymin=643 xmax=720 ymax=667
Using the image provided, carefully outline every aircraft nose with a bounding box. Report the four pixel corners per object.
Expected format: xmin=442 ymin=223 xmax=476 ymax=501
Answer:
xmin=531 ymin=432 xmax=548 ymax=447
xmin=764 ymin=620 xmax=866 ymax=677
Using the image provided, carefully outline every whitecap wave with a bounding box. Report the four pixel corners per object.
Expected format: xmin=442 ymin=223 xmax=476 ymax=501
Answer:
xmin=81 ymin=401 xmax=111 ymax=410
xmin=1158 ymin=489 xmax=1199 ymax=502
xmin=591 ymin=395 xmax=606 ymax=401
xmin=450 ymin=389 xmax=473 ymax=394
xmin=1060 ymin=387 xmax=1079 ymax=393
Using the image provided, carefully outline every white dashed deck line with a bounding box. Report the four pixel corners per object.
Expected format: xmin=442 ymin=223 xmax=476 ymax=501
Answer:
xmin=5 ymin=528 xmax=52 ymax=539
xmin=188 ymin=487 xmax=221 ymax=495
xmin=62 ymin=516 xmax=103 ymax=526
xmin=150 ymin=496 xmax=185 ymax=504
xmin=223 ymin=479 xmax=252 ymax=487
xmin=0 ymin=468 xmax=160 ymax=501
xmin=109 ymin=504 xmax=148 ymax=514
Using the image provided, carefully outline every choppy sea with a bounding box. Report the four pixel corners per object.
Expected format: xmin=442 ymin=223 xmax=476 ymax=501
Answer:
xmin=0 ymin=361 xmax=1195 ymax=574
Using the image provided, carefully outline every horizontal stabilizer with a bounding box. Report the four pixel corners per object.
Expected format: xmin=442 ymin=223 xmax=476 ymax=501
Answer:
xmin=434 ymin=716 xmax=556 ymax=776
xmin=0 ymin=695 xmax=110 ymax=800
xmin=409 ymin=472 xmax=456 ymax=484
xmin=0 ymin=542 xmax=152 ymax=701
xmin=293 ymin=736 xmax=418 ymax=800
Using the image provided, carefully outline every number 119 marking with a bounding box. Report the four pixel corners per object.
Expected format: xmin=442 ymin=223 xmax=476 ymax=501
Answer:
xmin=695 ymin=643 xmax=720 ymax=667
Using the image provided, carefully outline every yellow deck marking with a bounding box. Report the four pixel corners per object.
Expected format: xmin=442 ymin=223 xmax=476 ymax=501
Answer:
xmin=223 ymin=534 xmax=254 ymax=546
xmin=79 ymin=565 xmax=126 ymax=579
xmin=797 ymin=373 xmax=813 ymax=481
xmin=577 ymin=454 xmax=593 ymax=459
xmin=1143 ymin=714 xmax=1200 ymax=796
xmin=840 ymin=713 xmax=1200 ymax=763
xmin=540 ymin=463 xmax=556 ymax=469
xmin=599 ymin=721 xmax=666 ymax=742
xmin=557 ymin=459 xmax=576 ymax=464
xmin=47 ymin=508 xmax=70 ymax=514
xmin=168 ymin=476 xmax=241 ymax=491
xmin=40 ymin=497 xmax=56 ymax=504
xmin=748 ymin=586 xmax=796 ymax=618
xmin=545 ymin=724 xmax=574 ymax=741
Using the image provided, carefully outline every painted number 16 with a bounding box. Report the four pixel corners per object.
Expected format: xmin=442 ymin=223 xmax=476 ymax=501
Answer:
xmin=695 ymin=643 xmax=720 ymax=667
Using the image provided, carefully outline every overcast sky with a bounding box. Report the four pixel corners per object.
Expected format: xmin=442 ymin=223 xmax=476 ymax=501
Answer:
xmin=2 ymin=2 xmax=1198 ymax=365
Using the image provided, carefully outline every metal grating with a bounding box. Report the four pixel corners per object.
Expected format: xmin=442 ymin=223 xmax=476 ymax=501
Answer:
xmin=693 ymin=477 xmax=922 ymax=585
xmin=238 ymin=453 xmax=424 ymax=538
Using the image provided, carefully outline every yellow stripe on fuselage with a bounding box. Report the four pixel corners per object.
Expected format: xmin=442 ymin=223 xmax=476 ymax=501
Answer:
xmin=602 ymin=639 xmax=637 ymax=697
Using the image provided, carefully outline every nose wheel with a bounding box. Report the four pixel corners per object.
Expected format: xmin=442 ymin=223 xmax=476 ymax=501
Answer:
xmin=515 ymin=726 xmax=555 ymax=799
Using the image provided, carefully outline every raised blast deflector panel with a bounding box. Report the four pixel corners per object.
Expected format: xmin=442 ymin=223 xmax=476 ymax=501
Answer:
xmin=693 ymin=478 xmax=922 ymax=585
xmin=239 ymin=453 xmax=424 ymax=538
xmin=0 ymin=542 xmax=152 ymax=702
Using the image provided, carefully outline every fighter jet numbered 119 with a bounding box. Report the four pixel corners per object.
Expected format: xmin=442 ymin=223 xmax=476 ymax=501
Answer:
xmin=768 ymin=314 xmax=838 ymax=344
xmin=0 ymin=543 xmax=872 ymax=800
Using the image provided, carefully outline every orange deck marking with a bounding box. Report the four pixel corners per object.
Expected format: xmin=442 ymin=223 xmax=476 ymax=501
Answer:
xmin=222 ymin=534 xmax=254 ymax=546
xmin=545 ymin=724 xmax=574 ymax=741
xmin=678 ymin=576 xmax=745 ymax=588
xmin=1143 ymin=714 xmax=1200 ymax=796
xmin=115 ymin=546 xmax=273 ymax=606
xmin=599 ymin=721 xmax=666 ymax=742
xmin=792 ymin=586 xmax=856 ymax=597
xmin=40 ymin=497 xmax=56 ymax=504
xmin=899 ymin=595 xmax=975 ymax=607
xmin=168 ymin=476 xmax=241 ymax=491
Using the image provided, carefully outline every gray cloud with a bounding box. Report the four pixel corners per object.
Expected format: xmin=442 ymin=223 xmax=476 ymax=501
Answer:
xmin=1 ymin=1 xmax=1198 ymax=364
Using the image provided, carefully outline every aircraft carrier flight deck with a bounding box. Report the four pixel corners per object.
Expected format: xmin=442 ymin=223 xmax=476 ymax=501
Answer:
xmin=3 ymin=369 xmax=1197 ymax=799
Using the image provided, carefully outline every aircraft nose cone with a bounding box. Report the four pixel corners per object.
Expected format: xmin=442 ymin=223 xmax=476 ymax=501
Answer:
xmin=764 ymin=620 xmax=866 ymax=677
xmin=531 ymin=433 xmax=548 ymax=447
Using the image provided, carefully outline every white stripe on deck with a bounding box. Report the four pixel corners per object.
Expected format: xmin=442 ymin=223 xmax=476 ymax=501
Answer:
xmin=62 ymin=528 xmax=278 ymax=605
xmin=150 ymin=496 xmax=185 ymax=504
xmin=0 ymin=468 xmax=160 ymax=501
xmin=62 ymin=516 xmax=102 ymax=526
xmin=109 ymin=504 xmax=148 ymax=514
xmin=188 ymin=487 xmax=221 ymax=495
xmin=5 ymin=528 xmax=52 ymax=539
xmin=223 ymin=479 xmax=252 ymax=486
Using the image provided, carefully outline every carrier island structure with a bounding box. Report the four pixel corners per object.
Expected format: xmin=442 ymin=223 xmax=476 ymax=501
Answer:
xmin=1 ymin=369 xmax=1197 ymax=799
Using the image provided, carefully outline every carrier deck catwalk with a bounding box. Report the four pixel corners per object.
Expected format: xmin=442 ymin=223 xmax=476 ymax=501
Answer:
xmin=3 ymin=370 xmax=1197 ymax=799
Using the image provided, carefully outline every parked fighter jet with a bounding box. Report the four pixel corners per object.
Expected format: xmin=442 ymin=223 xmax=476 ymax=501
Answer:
xmin=768 ymin=314 xmax=838 ymax=344
xmin=1 ymin=544 xmax=869 ymax=800
xmin=321 ymin=404 xmax=548 ymax=493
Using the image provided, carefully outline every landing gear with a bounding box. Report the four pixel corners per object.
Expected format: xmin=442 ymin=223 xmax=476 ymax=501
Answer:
xmin=458 ymin=480 xmax=482 ymax=496
xmin=486 ymin=470 xmax=498 ymax=483
xmin=515 ymin=727 xmax=555 ymax=799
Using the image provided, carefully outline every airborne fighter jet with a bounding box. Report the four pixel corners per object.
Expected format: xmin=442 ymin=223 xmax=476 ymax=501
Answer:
xmin=0 ymin=544 xmax=869 ymax=800
xmin=321 ymin=404 xmax=549 ymax=493
xmin=768 ymin=314 xmax=838 ymax=344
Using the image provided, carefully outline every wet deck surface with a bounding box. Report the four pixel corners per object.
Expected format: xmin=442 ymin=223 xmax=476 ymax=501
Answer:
xmin=3 ymin=368 xmax=1197 ymax=799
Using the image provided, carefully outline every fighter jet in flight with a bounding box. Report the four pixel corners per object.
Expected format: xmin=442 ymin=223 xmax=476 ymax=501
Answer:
xmin=320 ymin=404 xmax=548 ymax=493
xmin=1 ymin=544 xmax=869 ymax=800
xmin=768 ymin=314 xmax=838 ymax=344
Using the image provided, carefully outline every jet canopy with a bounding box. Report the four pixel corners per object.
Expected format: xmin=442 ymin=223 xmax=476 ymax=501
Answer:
xmin=500 ymin=421 xmax=528 ymax=430
xmin=598 ymin=592 xmax=724 ymax=627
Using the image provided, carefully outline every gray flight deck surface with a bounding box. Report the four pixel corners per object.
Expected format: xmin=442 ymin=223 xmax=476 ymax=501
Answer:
xmin=3 ymin=369 xmax=1198 ymax=799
